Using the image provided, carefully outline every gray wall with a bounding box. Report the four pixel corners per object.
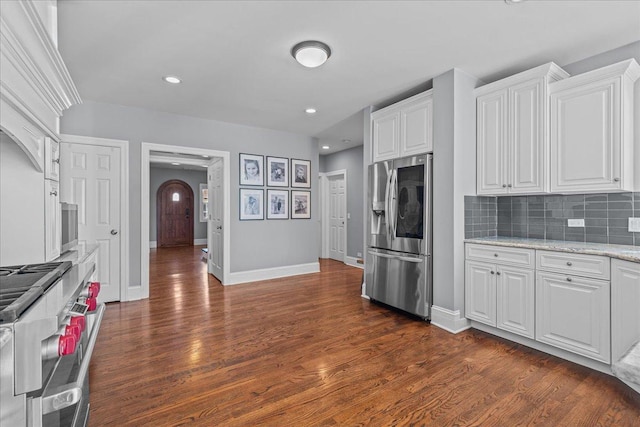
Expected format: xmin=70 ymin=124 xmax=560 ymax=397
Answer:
xmin=320 ymin=145 xmax=364 ymax=258
xmin=149 ymin=167 xmax=207 ymax=242
xmin=61 ymin=101 xmax=319 ymax=288
xmin=562 ymin=41 xmax=640 ymax=75
xmin=432 ymin=68 xmax=479 ymax=313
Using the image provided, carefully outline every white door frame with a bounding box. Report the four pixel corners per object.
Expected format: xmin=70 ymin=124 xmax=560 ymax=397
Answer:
xmin=60 ymin=134 xmax=130 ymax=300
xmin=319 ymin=169 xmax=347 ymax=261
xmin=141 ymin=142 xmax=230 ymax=299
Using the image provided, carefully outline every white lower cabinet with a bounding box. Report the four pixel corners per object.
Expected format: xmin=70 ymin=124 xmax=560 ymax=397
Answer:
xmin=611 ymin=259 xmax=640 ymax=362
xmin=465 ymin=244 xmax=535 ymax=338
xmin=536 ymin=271 xmax=610 ymax=363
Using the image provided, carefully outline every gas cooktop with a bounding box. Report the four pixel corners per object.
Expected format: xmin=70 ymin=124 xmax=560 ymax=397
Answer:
xmin=0 ymin=261 xmax=72 ymax=323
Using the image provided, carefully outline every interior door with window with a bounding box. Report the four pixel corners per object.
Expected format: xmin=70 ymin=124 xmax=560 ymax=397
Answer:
xmin=157 ymin=180 xmax=194 ymax=247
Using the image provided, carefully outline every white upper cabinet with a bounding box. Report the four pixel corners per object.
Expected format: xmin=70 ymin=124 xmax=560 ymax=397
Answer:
xmin=476 ymin=63 xmax=569 ymax=195
xmin=0 ymin=0 xmax=81 ymax=172
xmin=372 ymin=90 xmax=433 ymax=162
xmin=549 ymin=59 xmax=640 ymax=193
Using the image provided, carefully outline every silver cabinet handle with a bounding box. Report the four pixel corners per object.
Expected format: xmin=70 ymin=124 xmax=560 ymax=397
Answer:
xmin=110 ymin=229 xmax=118 ymax=235
xmin=507 ymin=184 xmax=512 ymax=188
xmin=566 ymin=277 xmax=572 ymax=282
xmin=490 ymin=270 xmax=495 ymax=275
xmin=53 ymin=158 xmax=60 ymax=164
xmin=49 ymin=190 xmax=58 ymax=196
xmin=614 ymin=178 xmax=620 ymax=182
xmin=494 ymin=253 xmax=498 ymax=257
xmin=502 ymin=184 xmax=507 ymax=188
xmin=496 ymin=271 xmax=501 ymax=276
xmin=566 ymin=261 xmax=572 ymax=266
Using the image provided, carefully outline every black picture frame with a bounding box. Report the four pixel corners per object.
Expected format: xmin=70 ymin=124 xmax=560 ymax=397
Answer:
xmin=267 ymin=156 xmax=289 ymax=187
xmin=267 ymin=189 xmax=289 ymax=219
xmin=239 ymin=188 xmax=264 ymax=220
xmin=291 ymin=190 xmax=311 ymax=219
xmin=239 ymin=153 xmax=264 ymax=186
xmin=291 ymin=158 xmax=311 ymax=188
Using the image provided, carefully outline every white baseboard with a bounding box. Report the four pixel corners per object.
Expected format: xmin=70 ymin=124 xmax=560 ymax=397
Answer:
xmin=124 ymin=285 xmax=145 ymax=301
xmin=225 ymin=262 xmax=320 ymax=285
xmin=345 ymin=256 xmax=364 ymax=269
xmin=149 ymin=241 xmax=157 ymax=249
xmin=430 ymin=305 xmax=471 ymax=334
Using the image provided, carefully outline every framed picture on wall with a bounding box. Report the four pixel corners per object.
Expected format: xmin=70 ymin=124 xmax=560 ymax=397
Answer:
xmin=267 ymin=156 xmax=288 ymax=187
xmin=291 ymin=190 xmax=311 ymax=219
xmin=267 ymin=189 xmax=289 ymax=219
xmin=239 ymin=153 xmax=264 ymax=186
xmin=291 ymin=158 xmax=311 ymax=188
xmin=239 ymin=188 xmax=264 ymax=220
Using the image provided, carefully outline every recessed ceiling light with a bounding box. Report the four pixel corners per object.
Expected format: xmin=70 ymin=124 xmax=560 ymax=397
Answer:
xmin=171 ymin=162 xmax=180 ymax=166
xmin=305 ymin=108 xmax=317 ymax=114
xmin=201 ymin=164 xmax=208 ymax=168
xmin=201 ymin=155 xmax=209 ymax=158
xmin=322 ymin=145 xmax=330 ymax=150
xmin=291 ymin=41 xmax=331 ymax=68
xmin=341 ymin=139 xmax=351 ymax=144
xmin=163 ymin=76 xmax=182 ymax=84
xmin=504 ymin=0 xmax=525 ymax=4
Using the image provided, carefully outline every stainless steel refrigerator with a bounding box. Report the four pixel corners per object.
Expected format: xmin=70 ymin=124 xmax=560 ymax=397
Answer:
xmin=365 ymin=154 xmax=432 ymax=319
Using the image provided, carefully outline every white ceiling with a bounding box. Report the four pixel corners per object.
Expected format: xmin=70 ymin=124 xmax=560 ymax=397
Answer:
xmin=57 ymin=0 xmax=640 ymax=155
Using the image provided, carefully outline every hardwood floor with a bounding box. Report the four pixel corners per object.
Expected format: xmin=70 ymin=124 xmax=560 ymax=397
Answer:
xmin=88 ymin=246 xmax=640 ymax=426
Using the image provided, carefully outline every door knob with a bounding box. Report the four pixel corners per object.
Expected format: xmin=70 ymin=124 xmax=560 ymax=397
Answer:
xmin=110 ymin=229 xmax=118 ymax=235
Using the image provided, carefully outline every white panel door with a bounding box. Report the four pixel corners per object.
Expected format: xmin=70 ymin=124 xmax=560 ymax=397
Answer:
xmin=477 ymin=91 xmax=508 ymax=195
xmin=60 ymin=143 xmax=121 ymax=302
xmin=550 ymin=77 xmax=621 ymax=192
xmin=208 ymin=158 xmax=223 ymax=281
xmin=496 ymin=266 xmax=535 ymax=338
xmin=328 ymin=175 xmax=346 ymax=262
xmin=372 ymin=111 xmax=400 ymax=162
xmin=536 ymin=271 xmax=610 ymax=363
xmin=464 ymin=261 xmax=496 ymax=326
xmin=510 ymin=78 xmax=545 ymax=193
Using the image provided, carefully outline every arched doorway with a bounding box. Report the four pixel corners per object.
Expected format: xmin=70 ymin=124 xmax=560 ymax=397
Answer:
xmin=157 ymin=179 xmax=194 ymax=247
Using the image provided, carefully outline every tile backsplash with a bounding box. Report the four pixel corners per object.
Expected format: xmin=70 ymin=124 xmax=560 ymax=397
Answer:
xmin=464 ymin=192 xmax=640 ymax=246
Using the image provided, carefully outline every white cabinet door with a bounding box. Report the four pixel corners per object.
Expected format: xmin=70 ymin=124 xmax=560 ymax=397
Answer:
xmin=465 ymin=261 xmax=497 ymax=326
xmin=611 ymin=259 xmax=640 ymax=362
xmin=550 ymin=78 xmax=621 ymax=192
xmin=476 ymin=90 xmax=508 ymax=195
xmin=400 ymin=93 xmax=433 ymax=156
xmin=372 ymin=111 xmax=400 ymax=162
xmin=497 ymin=266 xmax=535 ymax=338
xmin=536 ymin=271 xmax=610 ymax=363
xmin=549 ymin=60 xmax=640 ymax=193
xmin=44 ymin=179 xmax=60 ymax=261
xmin=509 ymin=78 xmax=546 ymax=193
xmin=44 ymin=137 xmax=60 ymax=181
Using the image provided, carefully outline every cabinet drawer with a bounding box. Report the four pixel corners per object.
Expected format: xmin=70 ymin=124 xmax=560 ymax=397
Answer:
xmin=536 ymin=250 xmax=610 ymax=280
xmin=465 ymin=244 xmax=534 ymax=268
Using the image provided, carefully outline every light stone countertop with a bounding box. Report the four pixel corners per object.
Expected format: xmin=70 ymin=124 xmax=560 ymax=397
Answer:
xmin=465 ymin=237 xmax=640 ymax=264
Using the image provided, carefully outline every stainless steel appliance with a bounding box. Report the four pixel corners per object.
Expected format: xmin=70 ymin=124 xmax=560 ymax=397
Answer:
xmin=0 ymin=260 xmax=104 ymax=427
xmin=365 ymin=154 xmax=433 ymax=319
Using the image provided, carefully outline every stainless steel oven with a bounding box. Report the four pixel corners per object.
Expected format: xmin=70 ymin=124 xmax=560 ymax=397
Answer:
xmin=0 ymin=259 xmax=104 ymax=427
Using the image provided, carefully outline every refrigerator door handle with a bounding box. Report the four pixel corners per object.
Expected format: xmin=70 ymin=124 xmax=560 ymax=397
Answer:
xmin=367 ymin=250 xmax=422 ymax=263
xmin=384 ymin=169 xmax=393 ymax=238
xmin=390 ymin=169 xmax=398 ymax=238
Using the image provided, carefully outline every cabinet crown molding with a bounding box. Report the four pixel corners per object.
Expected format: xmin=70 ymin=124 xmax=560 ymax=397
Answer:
xmin=370 ymin=89 xmax=433 ymax=119
xmin=549 ymin=58 xmax=640 ymax=93
xmin=474 ymin=62 xmax=569 ymax=97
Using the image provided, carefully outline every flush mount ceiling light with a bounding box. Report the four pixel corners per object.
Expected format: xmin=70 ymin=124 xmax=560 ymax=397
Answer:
xmin=171 ymin=162 xmax=180 ymax=166
xmin=305 ymin=108 xmax=317 ymax=114
xmin=322 ymin=145 xmax=330 ymax=150
xmin=163 ymin=75 xmax=182 ymax=84
xmin=291 ymin=41 xmax=331 ymax=68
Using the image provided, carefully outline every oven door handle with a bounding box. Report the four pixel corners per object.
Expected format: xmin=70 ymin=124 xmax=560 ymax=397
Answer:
xmin=42 ymin=303 xmax=106 ymax=414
